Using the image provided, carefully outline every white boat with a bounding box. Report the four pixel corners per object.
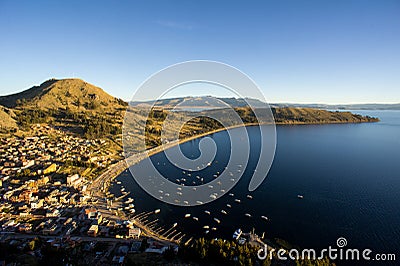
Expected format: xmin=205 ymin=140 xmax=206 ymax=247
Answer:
xmin=204 ymin=210 xmax=211 ymax=215
xmin=154 ymin=209 xmax=161 ymax=214
xmin=193 ymin=217 xmax=199 ymax=221
xmin=235 ymin=199 xmax=241 ymax=203
xmin=128 ymin=204 xmax=135 ymax=208
xmin=261 ymin=215 xmax=269 ymax=221
xmin=245 ymin=213 xmax=252 ymax=218
xmin=185 ymin=213 xmax=191 ymax=218
xmin=221 ymin=210 xmax=227 ymax=215
xmin=205 ymin=230 xmax=210 ymax=234
xmin=226 ymin=204 xmax=232 ymax=208
xmin=203 ymin=225 xmax=209 ymax=229
xmin=214 ymin=218 xmax=221 ymax=224
xmin=247 ymin=195 xmax=253 ymax=199
xmin=297 ymin=195 xmax=304 ymax=199
xmin=229 ymin=193 xmax=234 ymax=197
xmin=211 ymin=227 xmax=217 ymax=231
xmin=233 ymin=228 xmax=242 ymax=240
xmin=125 ymin=198 xmax=134 ymax=204
xmin=196 ymin=200 xmax=204 ymax=204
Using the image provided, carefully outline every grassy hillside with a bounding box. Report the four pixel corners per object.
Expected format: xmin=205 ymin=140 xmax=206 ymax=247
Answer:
xmin=0 ymin=78 xmax=127 ymax=111
xmin=0 ymin=106 xmax=17 ymax=132
xmin=272 ymin=107 xmax=378 ymax=124
xmin=0 ymin=79 xmax=127 ymax=138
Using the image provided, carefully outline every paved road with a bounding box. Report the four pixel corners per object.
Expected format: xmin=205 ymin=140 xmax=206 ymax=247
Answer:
xmin=86 ymin=141 xmax=183 ymax=245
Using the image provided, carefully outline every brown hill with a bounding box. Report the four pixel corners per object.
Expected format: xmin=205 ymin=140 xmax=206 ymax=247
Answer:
xmin=0 ymin=78 xmax=126 ymax=111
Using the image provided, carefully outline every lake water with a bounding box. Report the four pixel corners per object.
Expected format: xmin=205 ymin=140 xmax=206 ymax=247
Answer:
xmin=113 ymin=110 xmax=400 ymax=255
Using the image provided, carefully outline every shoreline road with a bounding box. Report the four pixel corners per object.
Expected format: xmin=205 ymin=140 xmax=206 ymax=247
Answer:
xmin=86 ymin=140 xmax=182 ymax=245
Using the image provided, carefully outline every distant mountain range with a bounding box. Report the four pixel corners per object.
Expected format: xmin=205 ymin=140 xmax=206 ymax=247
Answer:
xmin=130 ymin=96 xmax=268 ymax=109
xmin=131 ymin=97 xmax=400 ymax=110
xmin=271 ymin=102 xmax=400 ymax=110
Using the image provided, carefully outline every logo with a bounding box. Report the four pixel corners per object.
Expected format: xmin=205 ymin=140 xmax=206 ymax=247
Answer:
xmin=336 ymin=237 xmax=347 ymax=248
xmin=257 ymin=237 xmax=396 ymax=262
xmin=123 ymin=60 xmax=276 ymax=206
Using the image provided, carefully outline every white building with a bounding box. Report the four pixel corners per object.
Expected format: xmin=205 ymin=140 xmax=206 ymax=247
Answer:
xmin=67 ymin=174 xmax=82 ymax=188
xmin=129 ymin=227 xmax=141 ymax=238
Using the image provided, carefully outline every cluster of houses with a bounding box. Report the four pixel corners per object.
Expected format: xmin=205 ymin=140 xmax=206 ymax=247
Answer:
xmin=0 ymin=124 xmax=181 ymax=264
xmin=0 ymin=124 xmax=136 ymax=237
xmin=0 ymin=124 xmax=120 ymax=220
xmin=0 ymin=124 xmax=116 ymax=178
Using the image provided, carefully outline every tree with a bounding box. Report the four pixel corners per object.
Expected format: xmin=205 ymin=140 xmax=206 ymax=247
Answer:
xmin=139 ymin=238 xmax=148 ymax=252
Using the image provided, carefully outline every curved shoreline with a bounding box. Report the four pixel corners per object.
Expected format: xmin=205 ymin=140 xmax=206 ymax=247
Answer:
xmin=99 ymin=118 xmax=381 ymax=186
xmin=132 ymin=118 xmax=379 ymax=163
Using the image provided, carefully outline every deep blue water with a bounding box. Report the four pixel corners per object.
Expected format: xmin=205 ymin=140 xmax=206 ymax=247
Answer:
xmin=113 ymin=110 xmax=400 ymax=255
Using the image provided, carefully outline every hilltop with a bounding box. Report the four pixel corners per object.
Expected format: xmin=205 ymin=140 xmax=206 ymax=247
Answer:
xmin=0 ymin=79 xmax=127 ymax=139
xmin=0 ymin=78 xmax=127 ymax=111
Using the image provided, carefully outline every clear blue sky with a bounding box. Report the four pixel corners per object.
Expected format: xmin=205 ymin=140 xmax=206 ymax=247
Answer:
xmin=0 ymin=0 xmax=399 ymax=103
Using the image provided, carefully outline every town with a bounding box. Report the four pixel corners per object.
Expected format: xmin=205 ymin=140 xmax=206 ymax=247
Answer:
xmin=0 ymin=125 xmax=179 ymax=265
